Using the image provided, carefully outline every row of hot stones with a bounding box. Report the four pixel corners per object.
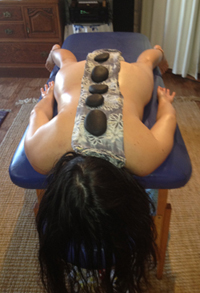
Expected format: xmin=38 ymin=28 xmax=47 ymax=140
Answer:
xmin=84 ymin=52 xmax=110 ymax=137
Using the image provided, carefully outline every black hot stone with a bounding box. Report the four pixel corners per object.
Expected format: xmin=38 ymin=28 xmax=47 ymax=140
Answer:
xmin=84 ymin=110 xmax=107 ymax=136
xmin=86 ymin=94 xmax=104 ymax=107
xmin=89 ymin=84 xmax=108 ymax=94
xmin=91 ymin=65 xmax=109 ymax=83
xmin=94 ymin=53 xmax=109 ymax=63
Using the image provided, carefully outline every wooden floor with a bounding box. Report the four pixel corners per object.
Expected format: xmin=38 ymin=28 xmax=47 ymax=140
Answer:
xmin=0 ymin=71 xmax=200 ymax=144
xmin=0 ymin=77 xmax=47 ymax=143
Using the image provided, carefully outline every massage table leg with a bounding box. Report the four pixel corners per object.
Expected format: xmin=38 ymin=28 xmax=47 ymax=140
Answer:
xmin=34 ymin=189 xmax=45 ymax=217
xmin=154 ymin=189 xmax=171 ymax=279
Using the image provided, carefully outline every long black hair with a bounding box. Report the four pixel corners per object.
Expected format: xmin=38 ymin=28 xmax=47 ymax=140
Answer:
xmin=36 ymin=152 xmax=157 ymax=293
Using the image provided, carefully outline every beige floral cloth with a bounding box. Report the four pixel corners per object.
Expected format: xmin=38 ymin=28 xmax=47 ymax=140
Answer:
xmin=72 ymin=49 xmax=126 ymax=168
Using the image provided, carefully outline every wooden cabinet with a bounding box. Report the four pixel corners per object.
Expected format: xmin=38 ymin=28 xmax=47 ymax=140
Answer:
xmin=0 ymin=0 xmax=65 ymax=77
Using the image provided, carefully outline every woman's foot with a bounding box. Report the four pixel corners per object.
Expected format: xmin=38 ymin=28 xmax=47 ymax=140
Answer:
xmin=40 ymin=81 xmax=54 ymax=98
xmin=157 ymin=86 xmax=176 ymax=103
xmin=154 ymin=45 xmax=169 ymax=75
xmin=45 ymin=44 xmax=61 ymax=72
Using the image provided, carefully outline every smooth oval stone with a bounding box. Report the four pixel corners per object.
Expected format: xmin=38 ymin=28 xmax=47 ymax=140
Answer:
xmin=89 ymin=84 xmax=108 ymax=94
xmin=94 ymin=53 xmax=109 ymax=63
xmin=84 ymin=110 xmax=107 ymax=136
xmin=91 ymin=65 xmax=109 ymax=83
xmin=86 ymin=94 xmax=104 ymax=107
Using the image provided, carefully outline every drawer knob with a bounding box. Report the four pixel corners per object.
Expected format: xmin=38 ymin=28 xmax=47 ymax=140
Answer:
xmin=3 ymin=11 xmax=12 ymax=18
xmin=41 ymin=51 xmax=49 ymax=58
xmin=5 ymin=28 xmax=13 ymax=35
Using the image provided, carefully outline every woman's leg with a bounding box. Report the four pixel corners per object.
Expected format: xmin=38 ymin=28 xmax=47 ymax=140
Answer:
xmin=45 ymin=44 xmax=78 ymax=72
xmin=136 ymin=45 xmax=168 ymax=74
xmin=128 ymin=45 xmax=169 ymax=116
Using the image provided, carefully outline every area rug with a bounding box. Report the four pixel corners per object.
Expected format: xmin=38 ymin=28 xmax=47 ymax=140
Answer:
xmin=0 ymin=98 xmax=199 ymax=292
xmin=0 ymin=109 xmax=10 ymax=127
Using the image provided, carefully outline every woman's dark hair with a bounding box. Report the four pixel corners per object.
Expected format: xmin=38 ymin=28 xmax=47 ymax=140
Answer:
xmin=36 ymin=152 xmax=157 ymax=293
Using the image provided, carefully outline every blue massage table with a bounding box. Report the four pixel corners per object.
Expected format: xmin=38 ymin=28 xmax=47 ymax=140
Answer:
xmin=9 ymin=32 xmax=192 ymax=279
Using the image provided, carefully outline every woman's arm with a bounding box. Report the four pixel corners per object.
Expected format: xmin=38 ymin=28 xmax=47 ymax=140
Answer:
xmin=150 ymin=86 xmax=176 ymax=156
xmin=25 ymin=81 xmax=55 ymax=139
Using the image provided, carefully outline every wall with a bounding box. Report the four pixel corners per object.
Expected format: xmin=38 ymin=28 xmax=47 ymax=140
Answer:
xmin=134 ymin=0 xmax=142 ymax=32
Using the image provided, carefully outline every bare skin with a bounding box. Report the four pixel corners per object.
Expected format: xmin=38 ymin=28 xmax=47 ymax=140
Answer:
xmin=25 ymin=45 xmax=176 ymax=176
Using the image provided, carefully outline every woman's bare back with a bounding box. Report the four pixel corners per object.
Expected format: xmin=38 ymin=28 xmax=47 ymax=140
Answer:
xmin=54 ymin=59 xmax=153 ymax=118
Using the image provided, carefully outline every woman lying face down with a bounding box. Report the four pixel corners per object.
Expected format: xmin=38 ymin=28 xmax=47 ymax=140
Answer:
xmin=24 ymin=45 xmax=176 ymax=292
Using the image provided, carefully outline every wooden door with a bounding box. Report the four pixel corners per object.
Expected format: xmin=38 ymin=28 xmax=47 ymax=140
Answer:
xmin=24 ymin=6 xmax=59 ymax=38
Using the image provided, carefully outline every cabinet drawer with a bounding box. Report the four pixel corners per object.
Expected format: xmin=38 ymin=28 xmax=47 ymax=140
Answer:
xmin=0 ymin=7 xmax=23 ymax=21
xmin=0 ymin=43 xmax=54 ymax=64
xmin=0 ymin=24 xmax=25 ymax=38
